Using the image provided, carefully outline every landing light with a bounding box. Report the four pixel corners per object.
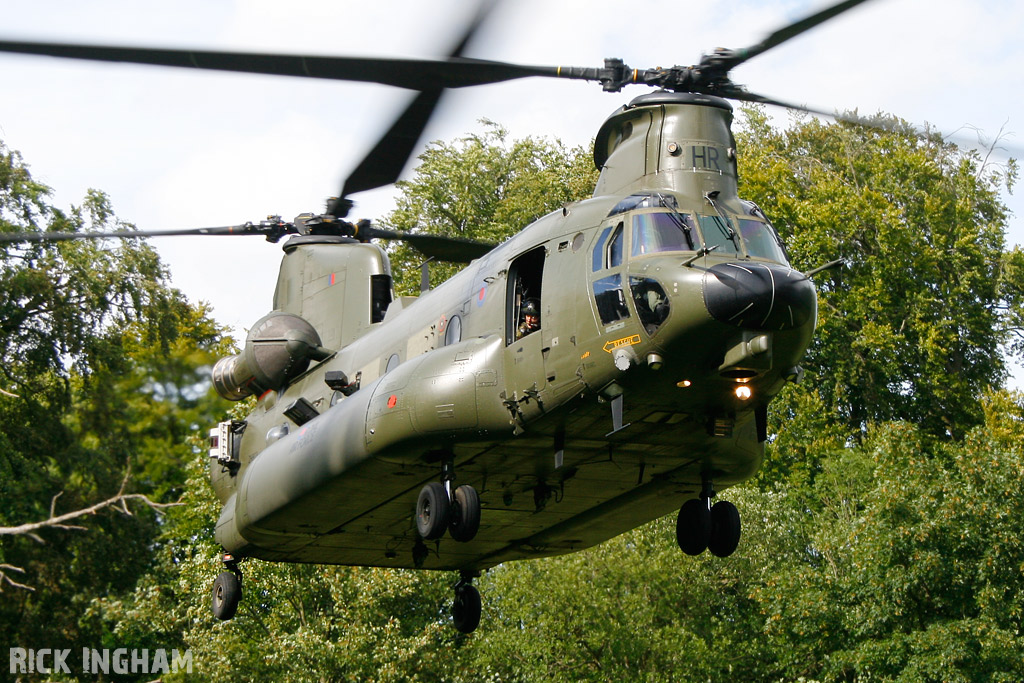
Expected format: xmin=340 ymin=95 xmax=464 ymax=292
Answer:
xmin=734 ymin=385 xmax=752 ymax=400
xmin=676 ymin=380 xmax=692 ymax=388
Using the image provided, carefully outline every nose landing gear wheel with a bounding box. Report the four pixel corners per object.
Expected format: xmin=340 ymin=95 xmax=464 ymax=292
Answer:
xmin=452 ymin=581 xmax=482 ymax=634
xmin=212 ymin=571 xmax=242 ymax=620
xmin=416 ymin=481 xmax=451 ymax=540
xmin=448 ymin=484 xmax=481 ymax=542
xmin=708 ymin=499 xmax=741 ymax=557
xmin=675 ymin=497 xmax=712 ymax=555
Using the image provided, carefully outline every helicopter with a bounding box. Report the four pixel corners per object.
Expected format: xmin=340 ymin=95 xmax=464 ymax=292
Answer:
xmin=0 ymin=0 xmax=910 ymax=634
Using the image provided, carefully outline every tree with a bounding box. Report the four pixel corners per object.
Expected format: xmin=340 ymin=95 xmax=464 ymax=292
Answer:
xmin=0 ymin=140 xmax=230 ymax=666
xmin=94 ymin=123 xmax=599 ymax=682
xmin=382 ymin=120 xmax=598 ymax=294
xmin=95 ymin=451 xmax=466 ymax=682
xmin=90 ymin=113 xmax=1024 ymax=682
xmin=755 ymin=394 xmax=1024 ymax=682
xmin=736 ymin=108 xmax=1019 ymax=443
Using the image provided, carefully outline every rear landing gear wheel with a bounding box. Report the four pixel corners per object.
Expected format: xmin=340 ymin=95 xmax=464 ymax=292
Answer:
xmin=452 ymin=581 xmax=482 ymax=634
xmin=448 ymin=485 xmax=481 ymax=542
xmin=416 ymin=482 xmax=451 ymax=540
xmin=676 ymin=498 xmax=711 ymax=556
xmin=708 ymin=500 xmax=741 ymax=557
xmin=212 ymin=571 xmax=241 ymax=620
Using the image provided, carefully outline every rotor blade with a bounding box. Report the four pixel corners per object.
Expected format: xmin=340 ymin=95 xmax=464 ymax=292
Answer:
xmin=726 ymin=86 xmax=948 ymax=135
xmin=0 ymin=38 xmax=557 ymax=90
xmin=720 ymin=86 xmax=846 ymax=117
xmin=398 ymin=232 xmax=495 ymax=263
xmin=361 ymin=225 xmax=494 ymax=263
xmin=335 ymin=89 xmax=443 ymax=203
xmin=330 ymin=0 xmax=501 ymax=216
xmin=0 ymin=224 xmax=261 ymax=244
xmin=727 ymin=87 xmax=1024 ymax=158
xmin=720 ymin=0 xmax=875 ymax=71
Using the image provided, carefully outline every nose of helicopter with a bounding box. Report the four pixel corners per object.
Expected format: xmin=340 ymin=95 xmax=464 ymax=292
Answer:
xmin=703 ymin=262 xmax=816 ymax=330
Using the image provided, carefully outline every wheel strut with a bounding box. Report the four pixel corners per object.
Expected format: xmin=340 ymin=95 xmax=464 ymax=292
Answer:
xmin=223 ymin=552 xmax=242 ymax=580
xmin=441 ymin=458 xmax=456 ymax=498
xmin=700 ymin=475 xmax=716 ymax=506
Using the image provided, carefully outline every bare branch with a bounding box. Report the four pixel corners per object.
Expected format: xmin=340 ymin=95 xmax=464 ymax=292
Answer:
xmin=0 ymin=563 xmax=35 ymax=592
xmin=0 ymin=474 xmax=181 ymax=539
xmin=49 ymin=490 xmax=64 ymax=518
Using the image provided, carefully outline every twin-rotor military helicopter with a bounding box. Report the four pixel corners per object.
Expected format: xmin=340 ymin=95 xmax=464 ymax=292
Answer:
xmin=0 ymin=0 xmax=878 ymax=633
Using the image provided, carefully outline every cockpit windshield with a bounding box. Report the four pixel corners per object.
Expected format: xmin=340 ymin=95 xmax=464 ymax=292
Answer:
xmin=621 ymin=208 xmax=789 ymax=264
xmin=737 ymin=218 xmax=788 ymax=262
xmin=697 ymin=214 xmax=741 ymax=256
xmin=631 ymin=212 xmax=697 ymax=256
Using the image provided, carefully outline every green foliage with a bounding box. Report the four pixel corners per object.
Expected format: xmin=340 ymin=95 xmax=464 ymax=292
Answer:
xmin=8 ymin=112 xmax=1023 ymax=682
xmin=0 ymin=139 xmax=230 ymax=674
xmin=756 ymin=399 xmax=1024 ymax=682
xmin=381 ymin=120 xmax=598 ymax=294
xmin=96 ymin=451 xmax=463 ymax=682
xmin=737 ymin=108 xmax=1015 ymax=439
xmin=467 ymin=486 xmax=807 ymax=682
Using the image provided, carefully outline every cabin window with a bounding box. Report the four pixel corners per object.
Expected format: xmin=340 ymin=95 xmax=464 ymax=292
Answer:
xmin=506 ymin=246 xmax=546 ymax=346
xmin=370 ymin=274 xmax=393 ymax=324
xmin=444 ymin=315 xmax=462 ymax=346
xmin=631 ymin=212 xmax=698 ymax=256
xmin=607 ymin=192 xmax=678 ymax=217
xmin=738 ymin=219 xmax=788 ymax=263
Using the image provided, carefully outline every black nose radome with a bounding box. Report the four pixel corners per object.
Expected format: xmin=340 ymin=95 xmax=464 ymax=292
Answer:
xmin=703 ymin=262 xmax=816 ymax=330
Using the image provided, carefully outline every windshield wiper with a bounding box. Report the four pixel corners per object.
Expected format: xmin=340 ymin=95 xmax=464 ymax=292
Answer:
xmin=655 ymin=192 xmax=698 ymax=250
xmin=704 ymin=191 xmax=740 ymax=250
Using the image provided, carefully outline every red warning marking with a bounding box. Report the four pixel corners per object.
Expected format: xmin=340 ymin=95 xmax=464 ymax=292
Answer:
xmin=387 ymin=395 xmax=398 ymax=409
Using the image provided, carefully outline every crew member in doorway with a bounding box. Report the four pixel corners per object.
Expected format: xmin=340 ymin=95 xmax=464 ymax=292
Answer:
xmin=516 ymin=298 xmax=541 ymax=339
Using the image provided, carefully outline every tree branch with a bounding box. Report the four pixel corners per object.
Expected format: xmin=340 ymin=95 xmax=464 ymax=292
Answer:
xmin=0 ymin=472 xmax=181 ymax=538
xmin=0 ymin=473 xmax=182 ymax=592
xmin=0 ymin=563 xmax=34 ymax=592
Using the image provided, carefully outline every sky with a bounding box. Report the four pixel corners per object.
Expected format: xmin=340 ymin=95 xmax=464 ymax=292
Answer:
xmin=1 ymin=0 xmax=1022 ymax=379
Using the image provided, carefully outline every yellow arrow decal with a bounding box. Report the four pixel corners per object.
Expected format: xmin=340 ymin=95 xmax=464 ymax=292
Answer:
xmin=603 ymin=334 xmax=641 ymax=353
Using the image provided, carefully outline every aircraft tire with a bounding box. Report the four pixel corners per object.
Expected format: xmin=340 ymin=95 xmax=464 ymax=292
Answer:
xmin=452 ymin=583 xmax=482 ymax=633
xmin=416 ymin=482 xmax=451 ymax=540
xmin=448 ymin=485 xmax=481 ymax=542
xmin=212 ymin=571 xmax=242 ymax=620
xmin=675 ymin=498 xmax=711 ymax=555
xmin=708 ymin=500 xmax=741 ymax=557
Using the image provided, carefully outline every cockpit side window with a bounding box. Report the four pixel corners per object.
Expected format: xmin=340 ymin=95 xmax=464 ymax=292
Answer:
xmin=594 ymin=274 xmax=630 ymax=325
xmin=591 ymin=221 xmax=631 ymax=326
xmin=592 ymin=226 xmax=612 ymax=272
xmin=607 ymin=223 xmax=624 ymax=268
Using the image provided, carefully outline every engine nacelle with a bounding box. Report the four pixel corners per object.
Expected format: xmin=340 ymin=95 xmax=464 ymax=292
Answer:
xmin=213 ymin=311 xmax=329 ymax=401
